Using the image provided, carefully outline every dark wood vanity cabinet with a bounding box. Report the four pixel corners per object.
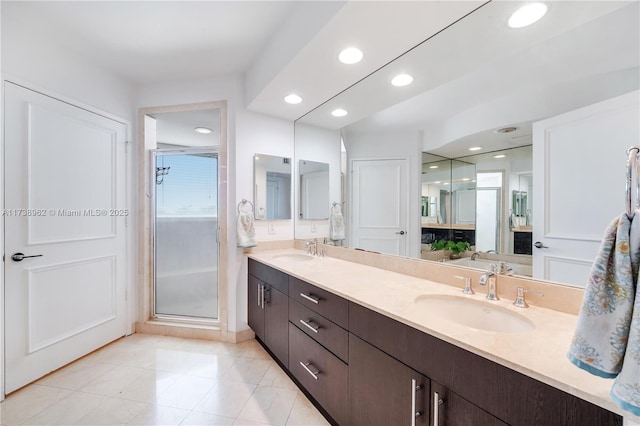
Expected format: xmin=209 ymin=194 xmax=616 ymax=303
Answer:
xmin=349 ymin=333 xmax=429 ymax=426
xmin=247 ymin=260 xmax=289 ymax=366
xmin=247 ymin=258 xmax=622 ymax=426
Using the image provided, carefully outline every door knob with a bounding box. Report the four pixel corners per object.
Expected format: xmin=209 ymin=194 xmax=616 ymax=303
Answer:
xmin=11 ymin=253 xmax=43 ymax=262
xmin=534 ymin=242 xmax=548 ymax=249
xmin=395 ymin=231 xmax=406 ymax=235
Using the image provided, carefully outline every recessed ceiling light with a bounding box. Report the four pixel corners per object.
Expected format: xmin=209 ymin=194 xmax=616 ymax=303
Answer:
xmin=462 ymin=178 xmax=470 ymax=181
xmin=508 ymin=3 xmax=548 ymax=28
xmin=284 ymin=94 xmax=302 ymax=104
xmin=429 ymin=165 xmax=438 ymax=169
xmin=494 ymin=154 xmax=507 ymax=159
xmin=194 ymin=127 xmax=213 ymax=134
xmin=331 ymin=109 xmax=348 ymax=117
xmin=443 ymin=182 xmax=449 ymax=185
xmin=434 ymin=181 xmax=441 ymax=184
xmin=391 ymin=73 xmax=414 ymax=87
xmin=255 ymin=155 xmax=260 ymax=160
xmin=469 ymin=146 xmax=483 ymax=151
xmin=338 ymin=47 xmax=363 ymax=64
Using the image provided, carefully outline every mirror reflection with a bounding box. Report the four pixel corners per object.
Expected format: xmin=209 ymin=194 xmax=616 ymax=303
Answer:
xmin=299 ymin=159 xmax=330 ymax=220
xmin=293 ymin=0 xmax=639 ymax=287
xmin=253 ymin=154 xmax=292 ymax=220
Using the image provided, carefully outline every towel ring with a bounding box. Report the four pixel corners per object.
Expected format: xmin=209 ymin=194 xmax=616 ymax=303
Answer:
xmin=626 ymin=147 xmax=640 ymax=218
xmin=237 ymin=199 xmax=255 ymax=215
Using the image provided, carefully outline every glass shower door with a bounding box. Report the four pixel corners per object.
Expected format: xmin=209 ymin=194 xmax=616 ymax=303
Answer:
xmin=153 ymin=149 xmax=219 ymax=320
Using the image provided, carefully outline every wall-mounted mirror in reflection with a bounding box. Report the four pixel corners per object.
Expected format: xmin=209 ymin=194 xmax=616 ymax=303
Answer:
xmin=253 ymin=154 xmax=292 ymax=220
xmin=293 ymin=0 xmax=639 ymax=287
xmin=299 ymin=159 xmax=329 ymax=220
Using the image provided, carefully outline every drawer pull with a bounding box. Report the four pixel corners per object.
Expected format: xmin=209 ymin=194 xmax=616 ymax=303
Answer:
xmin=299 ymin=361 xmax=320 ymax=380
xmin=299 ymin=319 xmax=320 ymax=333
xmin=299 ymin=292 xmax=320 ymax=304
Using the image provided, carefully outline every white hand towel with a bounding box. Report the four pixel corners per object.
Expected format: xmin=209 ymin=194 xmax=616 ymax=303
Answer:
xmin=329 ymin=204 xmax=345 ymax=241
xmin=237 ymin=204 xmax=257 ymax=248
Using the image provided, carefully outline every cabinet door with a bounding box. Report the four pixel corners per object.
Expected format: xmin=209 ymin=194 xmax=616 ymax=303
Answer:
xmin=431 ymin=381 xmax=506 ymax=426
xmin=349 ymin=333 xmax=428 ymax=426
xmin=264 ymin=286 xmax=289 ymax=366
xmin=247 ymin=274 xmax=264 ymax=341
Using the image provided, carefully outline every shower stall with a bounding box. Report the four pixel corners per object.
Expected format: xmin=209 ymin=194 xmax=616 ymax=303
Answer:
xmin=152 ymin=149 xmax=219 ymax=321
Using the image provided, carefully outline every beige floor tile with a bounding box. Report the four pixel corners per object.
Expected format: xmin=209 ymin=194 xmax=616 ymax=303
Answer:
xmin=23 ymin=390 xmax=106 ymax=425
xmin=117 ymin=370 xmax=178 ymax=403
xmin=232 ymin=419 xmax=274 ymax=425
xmin=238 ymin=342 xmax=271 ymax=360
xmin=180 ymin=411 xmax=235 ymax=425
xmin=85 ymin=342 xmax=150 ymax=366
xmin=285 ymin=394 xmax=329 ymax=426
xmin=193 ymin=381 xmax=257 ymax=418
xmin=187 ymin=353 xmax=237 ymax=380
xmin=236 ymin=386 xmax=297 ymax=426
xmin=125 ymin=404 xmax=189 ymax=425
xmin=37 ymin=361 xmax=117 ymax=391
xmin=220 ymin=357 xmax=271 ymax=385
xmin=258 ymin=364 xmax=297 ymax=390
xmin=79 ymin=365 xmax=152 ymax=397
xmin=154 ymin=375 xmax=215 ymax=410
xmin=122 ymin=334 xmax=188 ymax=349
xmin=73 ymin=397 xmax=147 ymax=425
xmin=0 ymin=385 xmax=71 ymax=425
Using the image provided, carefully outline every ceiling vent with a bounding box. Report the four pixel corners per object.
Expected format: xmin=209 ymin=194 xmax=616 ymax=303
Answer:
xmin=495 ymin=126 xmax=518 ymax=134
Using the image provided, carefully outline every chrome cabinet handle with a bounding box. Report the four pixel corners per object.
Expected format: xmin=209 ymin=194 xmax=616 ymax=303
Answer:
xmin=257 ymin=283 xmax=261 ymax=307
xmin=299 ymin=293 xmax=320 ymax=304
xmin=11 ymin=253 xmax=43 ymax=262
xmin=299 ymin=319 xmax=320 ymax=333
xmin=433 ymin=392 xmax=444 ymax=425
xmin=299 ymin=361 xmax=320 ymax=380
xmin=411 ymin=379 xmax=423 ymax=426
xmin=534 ymin=241 xmax=548 ymax=249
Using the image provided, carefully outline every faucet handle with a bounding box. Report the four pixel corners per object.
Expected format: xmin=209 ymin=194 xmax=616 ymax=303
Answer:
xmin=513 ymin=287 xmax=544 ymax=308
xmin=453 ymin=275 xmax=473 ymax=295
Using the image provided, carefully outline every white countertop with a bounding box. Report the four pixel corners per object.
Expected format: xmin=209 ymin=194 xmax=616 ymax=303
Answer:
xmin=247 ymin=248 xmax=639 ymax=421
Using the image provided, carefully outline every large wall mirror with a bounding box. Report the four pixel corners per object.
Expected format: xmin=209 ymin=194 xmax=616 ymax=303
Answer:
xmin=253 ymin=154 xmax=292 ymax=220
xmin=293 ymin=1 xmax=639 ymax=287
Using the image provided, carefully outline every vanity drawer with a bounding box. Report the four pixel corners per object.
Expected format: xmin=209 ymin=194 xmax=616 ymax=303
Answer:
xmin=289 ymin=322 xmax=348 ymax=425
xmin=289 ymin=276 xmax=348 ymax=329
xmin=248 ymin=258 xmax=288 ymax=294
xmin=289 ymin=298 xmax=348 ymax=363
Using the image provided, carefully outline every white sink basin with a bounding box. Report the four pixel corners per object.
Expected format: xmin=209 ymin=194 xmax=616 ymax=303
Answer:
xmin=272 ymin=253 xmax=314 ymax=262
xmin=414 ymin=294 xmax=535 ymax=333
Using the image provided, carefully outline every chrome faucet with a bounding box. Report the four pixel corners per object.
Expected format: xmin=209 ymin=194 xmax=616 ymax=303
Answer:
xmin=305 ymin=239 xmax=317 ymax=256
xmin=498 ymin=261 xmax=513 ymax=276
xmin=470 ymin=252 xmax=480 ymax=260
xmin=486 ymin=250 xmax=499 ymax=254
xmin=478 ymin=263 xmax=499 ymax=301
xmin=513 ymin=287 xmax=544 ymax=308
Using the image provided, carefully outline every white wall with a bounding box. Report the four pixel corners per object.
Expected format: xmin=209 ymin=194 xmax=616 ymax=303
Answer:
xmin=294 ymin=123 xmax=342 ymax=240
xmin=343 ymin=128 xmax=422 ymax=258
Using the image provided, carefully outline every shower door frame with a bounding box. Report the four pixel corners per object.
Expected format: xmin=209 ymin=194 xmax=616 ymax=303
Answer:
xmin=151 ymin=147 xmax=220 ymax=324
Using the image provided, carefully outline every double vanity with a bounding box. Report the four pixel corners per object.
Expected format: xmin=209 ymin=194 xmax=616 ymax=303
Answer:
xmin=246 ymin=246 xmax=632 ymax=425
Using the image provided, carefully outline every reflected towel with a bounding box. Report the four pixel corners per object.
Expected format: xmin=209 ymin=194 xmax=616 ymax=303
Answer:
xmin=567 ymin=213 xmax=635 ymax=378
xmin=330 ymin=204 xmax=345 ymax=241
xmin=237 ymin=207 xmax=257 ymax=248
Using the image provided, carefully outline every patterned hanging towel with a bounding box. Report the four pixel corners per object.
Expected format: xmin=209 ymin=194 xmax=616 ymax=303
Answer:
xmin=611 ymin=210 xmax=640 ymax=415
xmin=567 ymin=213 xmax=635 ymax=378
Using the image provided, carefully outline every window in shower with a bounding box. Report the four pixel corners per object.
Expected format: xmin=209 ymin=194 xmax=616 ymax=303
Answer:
xmin=153 ymin=149 xmax=219 ymax=321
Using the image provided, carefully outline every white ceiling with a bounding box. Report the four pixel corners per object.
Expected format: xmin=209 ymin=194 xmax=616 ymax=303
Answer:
xmin=154 ymin=109 xmax=220 ymax=147
xmin=2 ymin=1 xmax=495 ymax=122
xmin=2 ymin=1 xmax=297 ymax=85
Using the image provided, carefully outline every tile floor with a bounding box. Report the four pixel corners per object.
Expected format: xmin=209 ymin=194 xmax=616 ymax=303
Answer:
xmin=0 ymin=334 xmax=330 ymax=426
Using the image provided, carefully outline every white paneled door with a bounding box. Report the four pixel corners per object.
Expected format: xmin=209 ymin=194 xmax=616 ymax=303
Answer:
xmin=532 ymin=90 xmax=640 ymax=287
xmin=4 ymin=83 xmax=128 ymax=393
xmin=351 ymin=159 xmax=408 ymax=256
